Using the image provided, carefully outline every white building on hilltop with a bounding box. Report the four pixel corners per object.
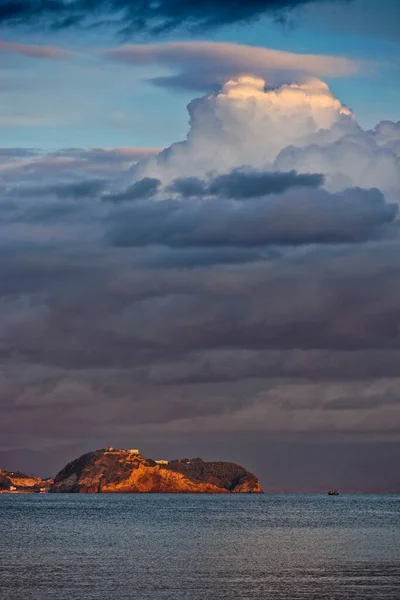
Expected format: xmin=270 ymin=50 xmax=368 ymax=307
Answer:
xmin=104 ymin=447 xmax=140 ymax=454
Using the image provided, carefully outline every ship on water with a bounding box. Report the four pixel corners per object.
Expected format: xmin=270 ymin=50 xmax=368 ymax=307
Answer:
xmin=327 ymin=490 xmax=339 ymax=496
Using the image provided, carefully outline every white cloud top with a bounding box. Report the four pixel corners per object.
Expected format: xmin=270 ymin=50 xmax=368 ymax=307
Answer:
xmin=129 ymin=76 xmax=354 ymax=184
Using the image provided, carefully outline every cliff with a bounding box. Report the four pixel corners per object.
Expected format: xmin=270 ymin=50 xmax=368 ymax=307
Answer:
xmin=50 ymin=450 xmax=263 ymax=493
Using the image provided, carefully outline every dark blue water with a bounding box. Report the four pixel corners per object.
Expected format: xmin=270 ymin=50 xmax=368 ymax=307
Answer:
xmin=0 ymin=494 xmax=399 ymax=600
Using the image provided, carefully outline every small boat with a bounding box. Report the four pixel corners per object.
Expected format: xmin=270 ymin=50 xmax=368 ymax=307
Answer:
xmin=327 ymin=490 xmax=339 ymax=496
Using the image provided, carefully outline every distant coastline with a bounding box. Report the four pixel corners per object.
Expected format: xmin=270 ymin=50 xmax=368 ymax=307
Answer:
xmin=2 ymin=448 xmax=399 ymax=495
xmin=1 ymin=447 xmax=263 ymax=494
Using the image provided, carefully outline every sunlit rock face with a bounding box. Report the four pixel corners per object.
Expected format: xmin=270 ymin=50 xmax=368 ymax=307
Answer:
xmin=50 ymin=449 xmax=263 ymax=493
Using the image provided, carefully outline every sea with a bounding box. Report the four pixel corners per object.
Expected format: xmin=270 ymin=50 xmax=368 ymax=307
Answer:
xmin=0 ymin=494 xmax=399 ymax=600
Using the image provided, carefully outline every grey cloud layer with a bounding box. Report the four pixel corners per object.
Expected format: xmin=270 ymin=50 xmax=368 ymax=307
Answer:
xmin=2 ymin=240 xmax=400 ymax=457
xmin=104 ymin=169 xmax=324 ymax=201
xmin=109 ymin=183 xmax=396 ymax=248
xmin=168 ymin=169 xmax=324 ymax=198
xmin=0 ymin=147 xmax=161 ymax=187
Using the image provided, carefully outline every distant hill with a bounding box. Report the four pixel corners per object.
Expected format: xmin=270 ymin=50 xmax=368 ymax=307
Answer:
xmin=50 ymin=449 xmax=263 ymax=493
xmin=0 ymin=469 xmax=52 ymax=493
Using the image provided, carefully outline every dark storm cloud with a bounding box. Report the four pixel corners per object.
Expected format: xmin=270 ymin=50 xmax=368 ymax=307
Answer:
xmin=167 ymin=169 xmax=324 ymax=198
xmin=167 ymin=176 xmax=207 ymax=197
xmin=92 ymin=248 xmax=400 ymax=355
xmin=4 ymin=242 xmax=400 ymax=372
xmin=109 ymin=186 xmax=397 ymax=248
xmin=104 ymin=177 xmax=160 ymax=203
xmin=207 ymin=169 xmax=324 ymax=198
xmin=0 ymin=0 xmax=349 ymax=33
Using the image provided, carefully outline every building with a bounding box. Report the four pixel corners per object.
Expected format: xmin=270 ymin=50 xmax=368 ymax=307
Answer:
xmin=127 ymin=449 xmax=139 ymax=454
xmin=9 ymin=485 xmax=16 ymax=491
xmin=107 ymin=446 xmax=114 ymax=452
xmin=155 ymin=460 xmax=169 ymax=465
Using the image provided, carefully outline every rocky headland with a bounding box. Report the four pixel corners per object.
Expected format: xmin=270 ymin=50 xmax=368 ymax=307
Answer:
xmin=50 ymin=448 xmax=263 ymax=493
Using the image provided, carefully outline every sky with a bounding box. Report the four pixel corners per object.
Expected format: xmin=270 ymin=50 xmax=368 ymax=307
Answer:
xmin=1 ymin=0 xmax=400 ymax=492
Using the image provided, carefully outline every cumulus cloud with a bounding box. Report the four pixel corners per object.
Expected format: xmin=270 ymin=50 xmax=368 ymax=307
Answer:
xmin=0 ymin=0 xmax=350 ymax=34
xmin=106 ymin=41 xmax=358 ymax=92
xmin=123 ymin=76 xmax=400 ymax=199
xmin=275 ymin=126 xmax=400 ymax=196
xmin=128 ymin=76 xmax=354 ymax=185
xmin=369 ymin=120 xmax=400 ymax=157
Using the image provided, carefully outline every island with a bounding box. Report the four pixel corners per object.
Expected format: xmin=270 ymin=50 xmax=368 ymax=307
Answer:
xmin=50 ymin=447 xmax=263 ymax=493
